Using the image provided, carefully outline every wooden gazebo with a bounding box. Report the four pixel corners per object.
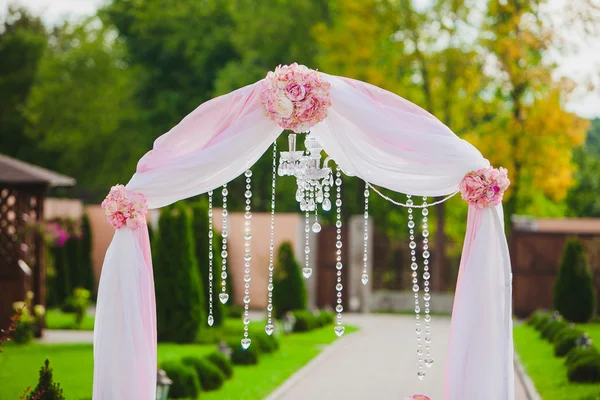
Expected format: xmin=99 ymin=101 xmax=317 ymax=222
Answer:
xmin=0 ymin=154 xmax=75 ymax=331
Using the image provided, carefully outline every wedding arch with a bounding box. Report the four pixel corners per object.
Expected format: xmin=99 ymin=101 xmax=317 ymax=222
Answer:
xmin=93 ymin=64 xmax=514 ymax=400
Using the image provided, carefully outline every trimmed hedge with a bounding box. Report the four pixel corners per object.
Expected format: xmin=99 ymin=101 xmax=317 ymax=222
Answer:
xmin=554 ymin=329 xmax=585 ymax=357
xmin=292 ymin=310 xmax=317 ymax=332
xmin=154 ymin=204 xmax=205 ymax=343
xmin=317 ymin=311 xmax=334 ymax=327
xmin=206 ymin=352 xmax=233 ymax=379
xmin=254 ymin=331 xmax=280 ymax=354
xmin=160 ymin=359 xmax=201 ymax=399
xmin=182 ymin=355 xmax=225 ymax=391
xmin=541 ymin=319 xmax=567 ymax=342
xmin=567 ymin=354 xmax=600 ymax=383
xmin=273 ymin=242 xmax=307 ymax=319
xmin=553 ymin=238 xmax=596 ymax=323
xmin=565 ymin=346 xmax=599 ymax=368
xmin=527 ymin=310 xmax=548 ymax=327
xmin=229 ymin=340 xmax=259 ymax=365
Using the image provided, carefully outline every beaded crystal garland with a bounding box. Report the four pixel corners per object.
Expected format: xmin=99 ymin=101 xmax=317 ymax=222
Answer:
xmin=207 ymin=191 xmax=214 ymax=327
xmin=219 ymin=185 xmax=230 ymax=305
xmin=241 ymin=169 xmax=253 ymax=349
xmin=265 ymin=142 xmax=277 ymax=336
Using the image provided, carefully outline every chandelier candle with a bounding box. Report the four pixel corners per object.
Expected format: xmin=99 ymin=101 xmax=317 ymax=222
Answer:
xmin=219 ymin=184 xmax=230 ymax=304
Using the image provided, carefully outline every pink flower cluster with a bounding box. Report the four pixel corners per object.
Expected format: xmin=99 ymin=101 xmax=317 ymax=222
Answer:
xmin=261 ymin=63 xmax=331 ymax=133
xmin=44 ymin=222 xmax=70 ymax=247
xmin=404 ymin=395 xmax=430 ymax=400
xmin=101 ymin=184 xmax=148 ymax=230
xmin=459 ymin=166 xmax=510 ymax=208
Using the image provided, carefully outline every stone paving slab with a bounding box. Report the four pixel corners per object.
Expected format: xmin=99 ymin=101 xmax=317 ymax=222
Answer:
xmin=38 ymin=329 xmax=94 ymax=344
xmin=267 ymin=314 xmax=529 ymax=400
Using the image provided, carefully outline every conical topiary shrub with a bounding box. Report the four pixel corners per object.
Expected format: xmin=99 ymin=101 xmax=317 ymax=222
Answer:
xmin=553 ymin=238 xmax=596 ymax=323
xmin=191 ymin=200 xmax=225 ymax=327
xmin=272 ymin=242 xmax=307 ymax=319
xmin=27 ymin=359 xmax=65 ymax=400
xmin=154 ymin=204 xmax=205 ymax=342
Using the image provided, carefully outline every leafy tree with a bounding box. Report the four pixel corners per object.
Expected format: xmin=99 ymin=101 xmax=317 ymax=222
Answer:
xmin=79 ymin=214 xmax=95 ymax=292
xmin=0 ymin=5 xmax=47 ymax=162
xmin=272 ymin=242 xmax=307 ymax=319
xmin=103 ymin=0 xmax=238 ymax=137
xmin=190 ymin=199 xmax=225 ymax=327
xmin=154 ymin=204 xmax=205 ymax=342
xmin=24 ymin=19 xmax=146 ymax=201
xmin=567 ymin=119 xmax=600 ymax=217
xmin=553 ymin=238 xmax=596 ymax=323
xmin=27 ymin=359 xmax=65 ymax=400
xmin=471 ymin=0 xmax=592 ymax=220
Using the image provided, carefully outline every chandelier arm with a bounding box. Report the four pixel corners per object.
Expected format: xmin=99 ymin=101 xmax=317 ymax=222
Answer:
xmin=366 ymin=183 xmax=459 ymax=208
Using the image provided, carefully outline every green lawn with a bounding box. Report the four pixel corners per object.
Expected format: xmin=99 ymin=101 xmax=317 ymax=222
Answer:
xmin=0 ymin=323 xmax=355 ymax=400
xmin=514 ymin=323 xmax=600 ymax=400
xmin=45 ymin=309 xmax=95 ymax=331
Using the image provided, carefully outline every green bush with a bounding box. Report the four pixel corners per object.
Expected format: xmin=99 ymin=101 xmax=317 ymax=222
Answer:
xmin=182 ymin=355 xmax=225 ymax=392
xmin=228 ymin=305 xmax=244 ymax=319
xmin=553 ymin=238 xmax=596 ymax=323
xmin=206 ymin=352 xmax=233 ymax=379
xmin=79 ymin=214 xmax=95 ymax=292
xmin=229 ymin=340 xmax=259 ymax=365
xmin=272 ymin=242 xmax=307 ymax=319
xmin=292 ymin=310 xmax=317 ymax=332
xmin=254 ymin=331 xmax=280 ymax=353
xmin=534 ymin=313 xmax=552 ymax=332
xmin=317 ymin=310 xmax=334 ymax=327
xmin=160 ymin=359 xmax=201 ymax=398
xmin=191 ymin=200 xmax=226 ymax=327
xmin=541 ymin=318 xmax=567 ymax=342
xmin=555 ymin=329 xmax=586 ymax=357
xmin=527 ymin=310 xmax=548 ymax=326
xmin=70 ymin=288 xmax=90 ymax=328
xmin=154 ymin=204 xmax=205 ymax=343
xmin=27 ymin=359 xmax=65 ymax=400
xmin=567 ymin=354 xmax=600 ymax=383
xmin=565 ymin=346 xmax=599 ymax=368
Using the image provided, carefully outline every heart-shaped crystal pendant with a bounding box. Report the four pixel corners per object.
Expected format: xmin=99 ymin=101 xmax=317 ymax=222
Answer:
xmin=334 ymin=325 xmax=345 ymax=337
xmin=265 ymin=324 xmax=275 ymax=336
xmin=302 ymin=267 xmax=312 ymax=278
xmin=361 ymin=273 xmax=369 ymax=285
xmin=219 ymin=293 xmax=229 ymax=304
xmin=241 ymin=338 xmax=251 ymax=349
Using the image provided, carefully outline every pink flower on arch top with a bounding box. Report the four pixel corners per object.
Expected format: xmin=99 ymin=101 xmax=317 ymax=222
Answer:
xmin=101 ymin=184 xmax=148 ymax=230
xmin=459 ymin=166 xmax=510 ymax=208
xmin=404 ymin=395 xmax=431 ymax=400
xmin=261 ymin=63 xmax=331 ymax=133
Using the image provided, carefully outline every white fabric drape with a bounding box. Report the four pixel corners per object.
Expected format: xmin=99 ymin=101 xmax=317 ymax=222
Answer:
xmin=93 ymin=73 xmax=514 ymax=400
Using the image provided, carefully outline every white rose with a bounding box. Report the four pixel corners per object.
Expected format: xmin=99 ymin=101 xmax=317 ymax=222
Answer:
xmin=274 ymin=96 xmax=294 ymax=118
xmin=104 ymin=201 xmax=118 ymax=215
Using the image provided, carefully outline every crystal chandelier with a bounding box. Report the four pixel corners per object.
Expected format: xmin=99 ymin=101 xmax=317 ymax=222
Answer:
xmin=278 ymin=133 xmax=333 ymax=213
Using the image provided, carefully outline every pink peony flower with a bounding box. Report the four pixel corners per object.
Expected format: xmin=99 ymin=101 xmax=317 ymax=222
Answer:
xmin=459 ymin=166 xmax=510 ymax=208
xmin=261 ymin=63 xmax=331 ymax=133
xmin=285 ymin=82 xmax=307 ymax=101
xmin=101 ymin=185 xmax=148 ymax=230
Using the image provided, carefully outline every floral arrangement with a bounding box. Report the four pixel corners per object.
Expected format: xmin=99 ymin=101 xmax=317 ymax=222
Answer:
xmin=261 ymin=63 xmax=331 ymax=133
xmin=404 ymin=395 xmax=430 ymax=400
xmin=101 ymin=184 xmax=148 ymax=230
xmin=459 ymin=166 xmax=510 ymax=208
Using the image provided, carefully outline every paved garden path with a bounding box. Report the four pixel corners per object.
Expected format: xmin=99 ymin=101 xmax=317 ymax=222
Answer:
xmin=267 ymin=314 xmax=530 ymax=400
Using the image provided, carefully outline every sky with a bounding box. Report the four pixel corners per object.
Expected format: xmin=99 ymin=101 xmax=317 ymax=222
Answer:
xmin=1 ymin=0 xmax=598 ymax=118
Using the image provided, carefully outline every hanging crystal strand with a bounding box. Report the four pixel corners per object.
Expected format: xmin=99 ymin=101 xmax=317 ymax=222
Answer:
xmin=265 ymin=143 xmax=277 ymax=336
xmin=362 ymin=182 xmax=369 ymax=285
xmin=408 ymin=195 xmax=425 ymax=380
xmin=302 ymin=205 xmax=312 ymax=278
xmin=421 ymin=197 xmax=433 ymax=368
xmin=312 ymin=206 xmax=321 ymax=233
xmin=219 ymin=185 xmax=229 ymax=305
xmin=207 ymin=191 xmax=215 ymax=327
xmin=334 ymin=166 xmax=345 ymax=337
xmin=241 ymin=169 xmax=253 ymax=349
